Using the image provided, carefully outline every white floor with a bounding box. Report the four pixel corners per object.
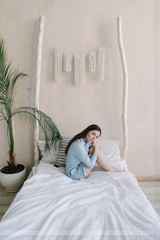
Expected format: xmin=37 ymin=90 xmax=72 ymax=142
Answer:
xmin=0 ymin=181 xmax=160 ymax=221
xmin=138 ymin=181 xmax=160 ymax=215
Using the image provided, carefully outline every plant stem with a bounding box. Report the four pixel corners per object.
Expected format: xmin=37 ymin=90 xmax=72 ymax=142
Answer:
xmin=7 ymin=112 xmax=15 ymax=167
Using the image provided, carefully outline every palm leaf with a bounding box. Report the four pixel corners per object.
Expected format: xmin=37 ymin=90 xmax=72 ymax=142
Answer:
xmin=8 ymin=71 xmax=27 ymax=97
xmin=12 ymin=107 xmax=62 ymax=150
xmin=0 ymin=37 xmax=27 ymax=108
xmin=0 ymin=108 xmax=7 ymax=121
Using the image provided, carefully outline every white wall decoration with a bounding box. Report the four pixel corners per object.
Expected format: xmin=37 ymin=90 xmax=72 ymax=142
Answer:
xmin=54 ymin=46 xmax=105 ymax=85
xmin=55 ymin=47 xmax=62 ymax=82
xmin=74 ymin=53 xmax=86 ymax=85
xmin=34 ymin=15 xmax=45 ymax=163
xmin=89 ymin=50 xmax=96 ymax=72
xmin=98 ymin=46 xmax=105 ymax=81
xmin=117 ymin=17 xmax=128 ymax=161
xmin=64 ymin=51 xmax=72 ymax=72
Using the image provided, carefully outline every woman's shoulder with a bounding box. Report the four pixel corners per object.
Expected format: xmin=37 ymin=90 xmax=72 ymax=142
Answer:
xmin=71 ymin=138 xmax=85 ymax=148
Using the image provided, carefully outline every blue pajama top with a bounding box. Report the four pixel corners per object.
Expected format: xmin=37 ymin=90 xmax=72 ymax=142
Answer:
xmin=66 ymin=138 xmax=97 ymax=180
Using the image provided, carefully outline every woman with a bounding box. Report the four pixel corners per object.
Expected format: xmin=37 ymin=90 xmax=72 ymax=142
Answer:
xmin=65 ymin=124 xmax=124 ymax=180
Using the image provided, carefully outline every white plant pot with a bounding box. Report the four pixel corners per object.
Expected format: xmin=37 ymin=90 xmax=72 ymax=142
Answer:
xmin=0 ymin=164 xmax=27 ymax=192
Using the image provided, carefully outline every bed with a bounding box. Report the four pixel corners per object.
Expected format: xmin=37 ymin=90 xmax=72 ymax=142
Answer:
xmin=0 ymin=16 xmax=160 ymax=239
xmin=0 ymin=139 xmax=160 ymax=240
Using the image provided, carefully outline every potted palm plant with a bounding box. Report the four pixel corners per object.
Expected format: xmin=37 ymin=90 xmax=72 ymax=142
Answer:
xmin=0 ymin=36 xmax=61 ymax=192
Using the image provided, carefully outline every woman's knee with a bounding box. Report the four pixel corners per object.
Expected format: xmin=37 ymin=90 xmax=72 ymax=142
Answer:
xmin=97 ymin=150 xmax=106 ymax=161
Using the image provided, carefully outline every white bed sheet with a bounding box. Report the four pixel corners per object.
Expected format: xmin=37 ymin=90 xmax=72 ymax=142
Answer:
xmin=0 ymin=161 xmax=160 ymax=240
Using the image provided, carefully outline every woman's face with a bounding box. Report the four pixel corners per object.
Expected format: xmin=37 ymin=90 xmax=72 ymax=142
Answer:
xmin=86 ymin=130 xmax=101 ymax=144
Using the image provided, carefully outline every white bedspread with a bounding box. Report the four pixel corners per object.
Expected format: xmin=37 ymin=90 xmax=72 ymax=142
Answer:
xmin=0 ymin=162 xmax=160 ymax=240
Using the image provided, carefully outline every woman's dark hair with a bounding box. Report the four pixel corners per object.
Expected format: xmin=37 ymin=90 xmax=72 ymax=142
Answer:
xmin=65 ymin=124 xmax=101 ymax=154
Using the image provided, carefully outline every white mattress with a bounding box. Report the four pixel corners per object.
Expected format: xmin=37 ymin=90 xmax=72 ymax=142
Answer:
xmin=0 ymin=161 xmax=160 ymax=240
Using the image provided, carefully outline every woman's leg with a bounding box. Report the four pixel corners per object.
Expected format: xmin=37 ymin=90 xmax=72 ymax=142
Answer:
xmin=85 ymin=150 xmax=124 ymax=177
xmin=85 ymin=167 xmax=92 ymax=178
xmin=96 ymin=150 xmax=124 ymax=172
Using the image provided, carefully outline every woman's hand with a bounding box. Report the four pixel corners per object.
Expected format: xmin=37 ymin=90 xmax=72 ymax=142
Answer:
xmin=92 ymin=141 xmax=100 ymax=152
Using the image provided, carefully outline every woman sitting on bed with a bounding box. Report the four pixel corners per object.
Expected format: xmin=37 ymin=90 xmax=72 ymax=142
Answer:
xmin=65 ymin=124 xmax=124 ymax=180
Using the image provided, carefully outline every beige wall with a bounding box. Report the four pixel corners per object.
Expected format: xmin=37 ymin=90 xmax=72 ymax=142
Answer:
xmin=0 ymin=0 xmax=159 ymax=177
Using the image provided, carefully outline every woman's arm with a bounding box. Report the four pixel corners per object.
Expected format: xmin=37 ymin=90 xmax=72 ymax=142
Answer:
xmin=72 ymin=142 xmax=97 ymax=168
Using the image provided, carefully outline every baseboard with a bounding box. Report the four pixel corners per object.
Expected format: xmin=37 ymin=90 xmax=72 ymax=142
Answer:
xmin=136 ymin=176 xmax=160 ymax=182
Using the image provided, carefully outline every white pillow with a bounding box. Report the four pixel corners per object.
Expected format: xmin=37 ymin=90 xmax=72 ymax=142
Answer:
xmin=99 ymin=140 xmax=121 ymax=162
xmin=38 ymin=140 xmax=60 ymax=164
